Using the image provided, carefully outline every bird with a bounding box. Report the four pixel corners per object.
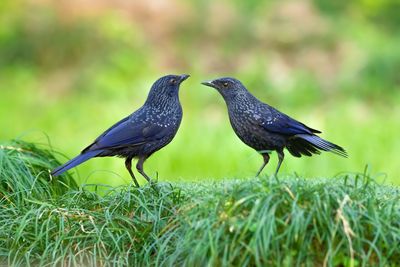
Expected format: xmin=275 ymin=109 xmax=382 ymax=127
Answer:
xmin=202 ymin=77 xmax=347 ymax=177
xmin=51 ymin=74 xmax=190 ymax=187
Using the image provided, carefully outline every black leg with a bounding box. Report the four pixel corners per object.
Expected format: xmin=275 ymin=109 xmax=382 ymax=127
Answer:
xmin=125 ymin=158 xmax=140 ymax=187
xmin=136 ymin=156 xmax=153 ymax=183
xmin=275 ymin=150 xmax=285 ymax=177
xmin=256 ymin=153 xmax=270 ymax=177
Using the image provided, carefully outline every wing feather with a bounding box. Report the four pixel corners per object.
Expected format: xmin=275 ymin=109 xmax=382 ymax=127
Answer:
xmin=257 ymin=107 xmax=321 ymax=136
xmin=82 ymin=116 xmax=168 ymax=153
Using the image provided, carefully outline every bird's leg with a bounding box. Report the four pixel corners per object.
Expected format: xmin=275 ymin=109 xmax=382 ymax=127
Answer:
xmin=125 ymin=158 xmax=140 ymax=187
xmin=274 ymin=150 xmax=285 ymax=181
xmin=136 ymin=156 xmax=153 ymax=184
xmin=256 ymin=153 xmax=270 ymax=177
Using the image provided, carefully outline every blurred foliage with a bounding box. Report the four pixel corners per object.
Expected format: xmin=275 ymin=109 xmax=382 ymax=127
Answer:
xmin=315 ymin=0 xmax=400 ymax=32
xmin=0 ymin=0 xmax=399 ymax=185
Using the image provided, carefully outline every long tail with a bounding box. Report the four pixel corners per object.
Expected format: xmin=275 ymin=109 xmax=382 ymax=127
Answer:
xmin=287 ymin=134 xmax=348 ymax=158
xmin=51 ymin=150 xmax=100 ymax=177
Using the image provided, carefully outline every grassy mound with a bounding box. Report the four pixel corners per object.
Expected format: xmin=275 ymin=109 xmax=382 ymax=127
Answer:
xmin=0 ymin=140 xmax=78 ymax=200
xmin=0 ymin=141 xmax=399 ymax=266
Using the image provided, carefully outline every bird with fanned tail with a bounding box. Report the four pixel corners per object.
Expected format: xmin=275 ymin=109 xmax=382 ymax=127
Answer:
xmin=202 ymin=77 xmax=347 ymax=177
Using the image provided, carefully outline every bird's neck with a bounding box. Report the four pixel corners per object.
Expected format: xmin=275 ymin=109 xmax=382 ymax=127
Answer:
xmin=145 ymin=94 xmax=182 ymax=112
xmin=225 ymin=91 xmax=258 ymax=112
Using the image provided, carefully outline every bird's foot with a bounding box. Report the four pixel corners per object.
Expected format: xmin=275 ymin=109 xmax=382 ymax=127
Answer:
xmin=148 ymin=172 xmax=160 ymax=186
xmin=273 ymin=173 xmax=280 ymax=183
xmin=148 ymin=179 xmax=157 ymax=186
xmin=132 ymin=179 xmax=140 ymax=188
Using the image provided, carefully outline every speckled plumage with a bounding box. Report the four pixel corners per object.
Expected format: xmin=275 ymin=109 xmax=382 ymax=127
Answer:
xmin=202 ymin=77 xmax=347 ymax=176
xmin=51 ymin=74 xmax=189 ymax=186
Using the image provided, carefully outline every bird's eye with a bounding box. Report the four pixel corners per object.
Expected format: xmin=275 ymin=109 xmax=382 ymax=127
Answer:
xmin=223 ymin=82 xmax=228 ymax=87
xmin=170 ymin=79 xmax=177 ymax=84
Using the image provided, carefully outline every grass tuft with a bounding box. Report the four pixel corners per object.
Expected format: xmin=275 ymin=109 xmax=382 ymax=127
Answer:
xmin=0 ymin=140 xmax=78 ymax=202
xmin=0 ymin=141 xmax=399 ymax=266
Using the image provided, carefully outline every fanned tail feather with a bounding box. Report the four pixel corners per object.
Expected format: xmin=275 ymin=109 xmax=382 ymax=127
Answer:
xmin=287 ymin=134 xmax=347 ymax=158
xmin=51 ymin=150 xmax=100 ymax=177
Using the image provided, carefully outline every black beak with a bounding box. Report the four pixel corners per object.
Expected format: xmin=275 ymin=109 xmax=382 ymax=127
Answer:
xmin=201 ymin=80 xmax=217 ymax=89
xmin=179 ymin=74 xmax=190 ymax=83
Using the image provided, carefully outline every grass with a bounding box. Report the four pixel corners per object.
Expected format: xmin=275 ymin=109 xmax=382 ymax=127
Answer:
xmin=0 ymin=141 xmax=399 ymax=266
xmin=0 ymin=140 xmax=78 ymax=200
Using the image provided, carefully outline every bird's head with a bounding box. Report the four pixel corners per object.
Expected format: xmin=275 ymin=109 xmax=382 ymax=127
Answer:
xmin=152 ymin=74 xmax=190 ymax=94
xmin=146 ymin=74 xmax=189 ymax=104
xmin=201 ymin=77 xmax=247 ymax=100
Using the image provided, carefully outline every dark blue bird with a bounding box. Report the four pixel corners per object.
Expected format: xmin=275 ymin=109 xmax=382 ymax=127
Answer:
xmin=202 ymin=77 xmax=347 ymax=176
xmin=51 ymin=74 xmax=189 ymax=186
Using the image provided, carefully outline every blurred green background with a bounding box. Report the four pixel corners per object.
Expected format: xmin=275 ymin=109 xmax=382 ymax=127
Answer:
xmin=1 ymin=0 xmax=399 ymax=186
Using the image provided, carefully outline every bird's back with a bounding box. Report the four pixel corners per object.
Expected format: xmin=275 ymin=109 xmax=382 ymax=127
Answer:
xmin=226 ymin=93 xmax=325 ymax=152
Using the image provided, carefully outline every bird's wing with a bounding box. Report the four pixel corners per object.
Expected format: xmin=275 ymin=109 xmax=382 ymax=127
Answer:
xmin=82 ymin=117 xmax=169 ymax=152
xmin=256 ymin=107 xmax=321 ymax=136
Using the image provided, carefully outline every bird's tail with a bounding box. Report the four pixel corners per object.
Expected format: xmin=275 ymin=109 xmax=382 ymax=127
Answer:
xmin=51 ymin=150 xmax=100 ymax=177
xmin=288 ymin=134 xmax=348 ymax=158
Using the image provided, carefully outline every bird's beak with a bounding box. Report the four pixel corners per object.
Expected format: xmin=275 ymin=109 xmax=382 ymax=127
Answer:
xmin=201 ymin=80 xmax=218 ymax=89
xmin=179 ymin=74 xmax=190 ymax=83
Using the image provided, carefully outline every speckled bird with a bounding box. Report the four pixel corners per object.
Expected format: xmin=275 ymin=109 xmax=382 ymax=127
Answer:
xmin=202 ymin=77 xmax=347 ymax=176
xmin=51 ymin=74 xmax=189 ymax=186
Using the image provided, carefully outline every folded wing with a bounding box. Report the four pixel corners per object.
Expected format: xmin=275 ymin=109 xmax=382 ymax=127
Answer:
xmin=82 ymin=116 xmax=169 ymax=153
xmin=258 ymin=108 xmax=321 ymax=136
